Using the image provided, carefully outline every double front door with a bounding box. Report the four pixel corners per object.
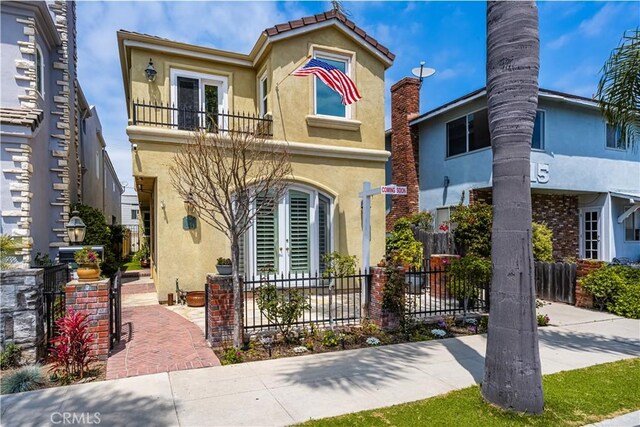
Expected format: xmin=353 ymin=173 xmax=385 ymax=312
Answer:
xmin=243 ymin=187 xmax=331 ymax=277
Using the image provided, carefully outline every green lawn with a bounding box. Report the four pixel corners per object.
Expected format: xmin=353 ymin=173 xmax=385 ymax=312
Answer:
xmin=121 ymin=259 xmax=142 ymax=271
xmin=302 ymin=358 xmax=640 ymax=427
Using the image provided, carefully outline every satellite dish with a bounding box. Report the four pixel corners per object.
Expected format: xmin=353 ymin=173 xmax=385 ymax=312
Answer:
xmin=412 ymin=67 xmax=436 ymax=79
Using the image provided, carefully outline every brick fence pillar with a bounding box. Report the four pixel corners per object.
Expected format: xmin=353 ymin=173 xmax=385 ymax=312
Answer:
xmin=65 ymin=278 xmax=110 ymax=360
xmin=429 ymin=254 xmax=460 ymax=297
xmin=206 ymin=274 xmax=237 ymax=349
xmin=574 ymin=259 xmax=605 ymax=308
xmin=368 ymin=267 xmax=404 ymax=330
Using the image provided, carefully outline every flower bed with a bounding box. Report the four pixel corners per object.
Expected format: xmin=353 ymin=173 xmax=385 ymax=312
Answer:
xmin=215 ymin=315 xmax=489 ymax=365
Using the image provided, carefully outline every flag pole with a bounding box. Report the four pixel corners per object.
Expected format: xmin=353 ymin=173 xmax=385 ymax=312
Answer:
xmin=274 ymin=54 xmax=311 ymax=142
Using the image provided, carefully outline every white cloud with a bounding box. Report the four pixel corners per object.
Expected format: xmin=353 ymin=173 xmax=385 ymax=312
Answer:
xmin=548 ymin=34 xmax=570 ymax=50
xmin=578 ymin=3 xmax=623 ymax=37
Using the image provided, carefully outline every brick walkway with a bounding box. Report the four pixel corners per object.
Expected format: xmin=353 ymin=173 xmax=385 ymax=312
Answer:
xmin=107 ymin=286 xmax=220 ymax=380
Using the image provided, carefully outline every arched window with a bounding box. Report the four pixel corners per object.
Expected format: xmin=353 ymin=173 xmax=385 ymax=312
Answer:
xmin=35 ymin=45 xmax=44 ymax=96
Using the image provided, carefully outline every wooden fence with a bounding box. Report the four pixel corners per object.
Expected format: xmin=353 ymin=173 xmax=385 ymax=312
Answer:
xmin=412 ymin=227 xmax=456 ymax=263
xmin=534 ymin=261 xmax=577 ymax=304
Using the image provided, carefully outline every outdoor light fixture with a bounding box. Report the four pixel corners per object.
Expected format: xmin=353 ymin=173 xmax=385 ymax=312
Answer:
xmin=144 ymin=58 xmax=157 ymax=82
xmin=66 ymin=210 xmax=86 ymax=244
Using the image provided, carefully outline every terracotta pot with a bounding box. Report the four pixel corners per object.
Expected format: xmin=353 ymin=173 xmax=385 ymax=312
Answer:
xmin=186 ymin=291 xmax=205 ymax=307
xmin=77 ymin=265 xmax=100 ymax=281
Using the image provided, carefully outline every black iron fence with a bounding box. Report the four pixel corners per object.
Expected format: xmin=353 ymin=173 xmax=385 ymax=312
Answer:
xmin=243 ymin=272 xmax=368 ymax=333
xmin=132 ymin=100 xmax=273 ymax=137
xmin=109 ymin=271 xmax=122 ymax=349
xmin=404 ymin=267 xmax=489 ymax=318
xmin=42 ymin=264 xmax=69 ymax=341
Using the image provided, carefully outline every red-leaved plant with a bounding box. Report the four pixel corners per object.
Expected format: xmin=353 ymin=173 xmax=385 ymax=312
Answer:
xmin=49 ymin=310 xmax=95 ymax=381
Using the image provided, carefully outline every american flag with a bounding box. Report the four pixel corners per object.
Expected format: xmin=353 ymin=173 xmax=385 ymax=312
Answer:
xmin=292 ymin=58 xmax=361 ymax=105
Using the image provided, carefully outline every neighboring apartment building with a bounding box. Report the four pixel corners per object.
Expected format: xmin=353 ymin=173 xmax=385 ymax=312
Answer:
xmin=0 ymin=1 xmax=122 ymax=266
xmin=118 ymin=9 xmax=394 ymax=300
xmin=387 ymin=81 xmax=640 ymax=262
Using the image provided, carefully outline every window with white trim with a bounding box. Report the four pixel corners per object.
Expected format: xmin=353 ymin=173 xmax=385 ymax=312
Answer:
xmin=447 ymin=109 xmax=545 ymax=157
xmin=313 ymin=51 xmax=351 ymax=119
xmin=170 ymin=70 xmax=227 ymax=132
xmin=259 ymin=73 xmax=268 ymax=117
xmin=624 ymin=206 xmax=640 ymax=241
xmin=35 ymin=45 xmax=44 ymax=95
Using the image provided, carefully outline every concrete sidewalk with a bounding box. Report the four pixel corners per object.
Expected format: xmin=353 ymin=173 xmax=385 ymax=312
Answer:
xmin=1 ymin=304 xmax=639 ymax=426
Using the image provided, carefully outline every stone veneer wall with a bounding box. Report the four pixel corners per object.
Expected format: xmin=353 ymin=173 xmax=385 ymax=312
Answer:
xmin=3 ymin=13 xmax=39 ymax=265
xmin=0 ymin=269 xmax=45 ymax=363
xmin=469 ymin=189 xmax=579 ymax=260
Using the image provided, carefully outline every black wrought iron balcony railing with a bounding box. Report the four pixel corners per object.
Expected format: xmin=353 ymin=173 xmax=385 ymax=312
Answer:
xmin=132 ymin=100 xmax=273 ymax=137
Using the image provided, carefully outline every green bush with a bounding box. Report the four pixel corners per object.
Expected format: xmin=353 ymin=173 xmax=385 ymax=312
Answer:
xmin=447 ymin=255 xmax=492 ymax=300
xmin=0 ymin=235 xmax=19 ymax=270
xmin=581 ymin=267 xmax=626 ymax=311
xmin=607 ymin=266 xmax=640 ymax=319
xmin=321 ymin=252 xmax=357 ymax=277
xmin=1 ymin=365 xmax=45 ymax=394
xmin=532 ymin=222 xmax=554 ymax=262
xmin=0 ymin=343 xmax=21 ymax=370
xmin=255 ymin=282 xmax=311 ymax=340
xmin=386 ymin=218 xmax=423 ymax=269
xmin=220 ymin=347 xmax=243 ymax=365
xmin=450 ymin=203 xmax=493 ymax=258
xmin=537 ymin=314 xmax=550 ymax=326
xmin=321 ymin=330 xmax=340 ymax=347
xmin=407 ymin=211 xmax=434 ymax=231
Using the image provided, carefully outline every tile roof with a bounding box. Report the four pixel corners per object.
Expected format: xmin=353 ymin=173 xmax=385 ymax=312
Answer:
xmin=0 ymin=107 xmax=44 ymax=131
xmin=263 ymin=10 xmax=395 ymax=61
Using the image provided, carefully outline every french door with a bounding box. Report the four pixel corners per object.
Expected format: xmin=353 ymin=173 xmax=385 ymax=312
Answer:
xmin=582 ymin=209 xmax=600 ymax=260
xmin=244 ymin=187 xmax=331 ymax=277
xmin=176 ymin=76 xmax=223 ymax=131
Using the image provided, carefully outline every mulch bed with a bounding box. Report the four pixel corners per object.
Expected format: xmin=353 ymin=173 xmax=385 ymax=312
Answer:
xmin=0 ymin=361 xmax=106 ymax=395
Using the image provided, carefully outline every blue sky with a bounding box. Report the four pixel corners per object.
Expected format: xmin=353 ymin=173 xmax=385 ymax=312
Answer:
xmin=75 ymin=1 xmax=639 ymax=193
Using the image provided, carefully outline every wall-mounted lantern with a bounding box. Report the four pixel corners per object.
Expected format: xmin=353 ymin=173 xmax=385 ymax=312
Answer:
xmin=144 ymin=58 xmax=157 ymax=82
xmin=66 ymin=210 xmax=86 ymax=244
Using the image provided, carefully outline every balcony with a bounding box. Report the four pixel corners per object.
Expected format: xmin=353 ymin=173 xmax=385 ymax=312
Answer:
xmin=132 ymin=101 xmax=273 ymax=138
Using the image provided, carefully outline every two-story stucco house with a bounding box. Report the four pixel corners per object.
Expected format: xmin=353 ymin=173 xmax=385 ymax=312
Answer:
xmin=1 ymin=1 xmax=122 ymax=266
xmin=388 ymin=81 xmax=640 ymax=263
xmin=118 ymin=9 xmax=395 ymax=301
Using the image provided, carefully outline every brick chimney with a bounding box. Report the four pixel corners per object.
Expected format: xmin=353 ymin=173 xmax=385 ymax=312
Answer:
xmin=386 ymin=77 xmax=420 ymax=231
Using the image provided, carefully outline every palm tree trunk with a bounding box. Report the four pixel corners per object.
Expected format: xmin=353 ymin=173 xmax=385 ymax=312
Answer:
xmin=482 ymin=1 xmax=544 ymax=414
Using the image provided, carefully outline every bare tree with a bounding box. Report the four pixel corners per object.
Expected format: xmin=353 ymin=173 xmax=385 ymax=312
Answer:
xmin=169 ymin=129 xmax=292 ymax=347
xmin=481 ymin=1 xmax=544 ymax=414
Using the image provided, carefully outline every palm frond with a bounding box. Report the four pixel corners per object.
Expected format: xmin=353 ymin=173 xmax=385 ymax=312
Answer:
xmin=596 ymin=28 xmax=640 ymax=149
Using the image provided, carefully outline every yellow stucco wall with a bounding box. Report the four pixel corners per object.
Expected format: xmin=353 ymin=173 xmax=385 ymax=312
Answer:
xmin=124 ymin=25 xmax=389 ymax=300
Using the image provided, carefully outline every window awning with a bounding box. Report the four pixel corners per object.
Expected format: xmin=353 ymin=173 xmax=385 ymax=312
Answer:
xmin=612 ymin=192 xmax=640 ymax=224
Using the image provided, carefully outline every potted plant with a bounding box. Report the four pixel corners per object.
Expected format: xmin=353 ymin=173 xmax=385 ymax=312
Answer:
xmin=386 ymin=218 xmax=424 ymax=294
xmin=216 ymin=257 xmax=232 ymax=275
xmin=74 ymin=246 xmax=101 ymax=281
xmin=134 ymin=241 xmax=150 ymax=268
xmin=448 ymin=255 xmax=491 ymax=310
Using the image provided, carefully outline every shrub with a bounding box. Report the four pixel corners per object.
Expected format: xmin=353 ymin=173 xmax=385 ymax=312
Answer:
xmin=580 ymin=267 xmax=626 ymax=311
xmin=255 ymin=282 xmax=311 ymax=341
xmin=32 ymin=252 xmax=53 ymax=267
xmin=386 ymin=218 xmax=423 ymax=269
xmin=133 ymin=240 xmax=150 ymax=263
xmin=607 ymin=266 xmax=640 ymax=319
xmin=48 ymin=310 xmax=95 ymax=381
xmin=220 ymin=347 xmax=243 ymax=365
xmin=0 ymin=343 xmax=22 ymax=370
xmin=448 ymin=255 xmax=492 ymax=300
xmin=532 ymin=222 xmax=554 ymax=262
xmin=321 ymin=252 xmax=357 ymax=277
xmin=321 ymin=330 xmax=339 ymax=347
xmin=216 ymin=257 xmax=232 ymax=265
xmin=407 ymin=211 xmax=434 ymax=231
xmin=450 ymin=203 xmax=493 ymax=258
xmin=537 ymin=314 xmax=550 ymax=327
xmin=0 ymin=235 xmax=20 ymax=270
xmin=1 ymin=365 xmax=45 ymax=394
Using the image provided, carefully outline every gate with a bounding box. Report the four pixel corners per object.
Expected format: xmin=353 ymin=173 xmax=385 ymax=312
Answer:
xmin=109 ymin=271 xmax=122 ymax=349
xmin=42 ymin=264 xmax=69 ymax=341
